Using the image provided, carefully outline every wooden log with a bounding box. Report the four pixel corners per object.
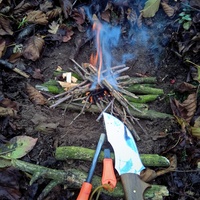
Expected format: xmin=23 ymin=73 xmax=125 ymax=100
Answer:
xmin=57 ymin=103 xmax=173 ymax=120
xmin=11 ymin=159 xmax=169 ymax=199
xmin=125 ymin=95 xmax=159 ymax=103
xmin=120 ymin=77 xmax=157 ymax=86
xmin=55 ymin=146 xmax=170 ymax=167
xmin=127 ymin=85 xmax=164 ymax=95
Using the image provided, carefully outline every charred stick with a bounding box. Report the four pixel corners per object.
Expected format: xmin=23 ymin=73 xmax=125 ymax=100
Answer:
xmin=96 ymin=98 xmax=115 ymax=122
xmin=101 ymin=64 xmax=126 ymax=74
xmin=0 ymin=59 xmax=29 ymax=78
xmin=83 ymin=63 xmax=97 ymax=74
xmin=49 ymin=80 xmax=88 ymax=100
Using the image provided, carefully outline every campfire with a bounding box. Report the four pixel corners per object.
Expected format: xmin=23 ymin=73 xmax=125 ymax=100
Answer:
xmin=49 ymin=22 xmax=148 ymax=141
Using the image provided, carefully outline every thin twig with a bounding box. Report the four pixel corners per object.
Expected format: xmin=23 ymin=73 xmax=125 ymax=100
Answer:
xmin=96 ymin=98 xmax=115 ymax=122
xmin=49 ymin=80 xmax=88 ymax=100
xmin=70 ymin=58 xmax=88 ymax=74
xmin=69 ymin=95 xmax=90 ymax=125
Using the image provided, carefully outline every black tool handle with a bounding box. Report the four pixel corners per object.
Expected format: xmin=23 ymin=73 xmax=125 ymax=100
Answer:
xmin=121 ymin=173 xmax=151 ymax=200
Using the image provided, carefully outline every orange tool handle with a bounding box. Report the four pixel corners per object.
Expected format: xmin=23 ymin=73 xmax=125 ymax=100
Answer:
xmin=101 ymin=158 xmax=117 ymax=189
xmin=76 ymin=182 xmax=92 ymax=200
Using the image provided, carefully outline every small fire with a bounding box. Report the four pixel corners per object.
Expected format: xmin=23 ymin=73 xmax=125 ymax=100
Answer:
xmin=90 ymin=22 xmax=103 ymax=86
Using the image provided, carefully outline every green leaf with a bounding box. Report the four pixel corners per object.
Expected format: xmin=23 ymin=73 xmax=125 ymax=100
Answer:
xmin=0 ymin=136 xmax=38 ymax=159
xmin=142 ymin=0 xmax=161 ymax=18
xmin=183 ymin=22 xmax=190 ymax=30
xmin=179 ymin=12 xmax=185 ymax=17
xmin=178 ymin=19 xmax=184 ymax=23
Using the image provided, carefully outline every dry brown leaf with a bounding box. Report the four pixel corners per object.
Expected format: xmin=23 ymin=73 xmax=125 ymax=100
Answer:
xmin=32 ymin=68 xmax=44 ymax=80
xmin=26 ymin=11 xmax=48 ymax=25
xmin=9 ymin=52 xmax=22 ymax=63
xmin=40 ymin=0 xmax=53 ymax=12
xmin=0 ymin=106 xmax=18 ymax=118
xmin=0 ymin=98 xmax=18 ymax=111
xmin=101 ymin=9 xmax=111 ymax=22
xmin=59 ymin=0 xmax=72 ymax=19
xmin=137 ymin=12 xmax=143 ymax=29
xmin=46 ymin=8 xmax=62 ymax=20
xmin=0 ymin=17 xmax=13 ymax=35
xmin=0 ymin=39 xmax=5 ymax=58
xmin=170 ymin=93 xmax=197 ymax=125
xmin=48 ymin=21 xmax=59 ymax=34
xmin=126 ymin=8 xmax=137 ymax=24
xmin=58 ymin=25 xmax=74 ymax=42
xmin=71 ymin=7 xmax=85 ymax=25
xmin=26 ymin=83 xmax=47 ymax=105
xmin=161 ymin=2 xmax=174 ymax=17
xmin=13 ymin=0 xmax=33 ymax=17
xmin=140 ymin=168 xmax=157 ymax=182
xmin=22 ymin=36 xmax=45 ymax=61
xmin=175 ymin=82 xmax=197 ymax=93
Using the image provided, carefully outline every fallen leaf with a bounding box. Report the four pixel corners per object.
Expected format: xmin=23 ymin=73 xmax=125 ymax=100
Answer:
xmin=175 ymin=82 xmax=197 ymax=93
xmin=59 ymin=0 xmax=72 ymax=19
xmin=142 ymin=0 xmax=161 ymax=18
xmin=22 ymin=36 xmax=45 ymax=61
xmin=126 ymin=8 xmax=137 ymax=25
xmin=26 ymin=11 xmax=48 ymax=25
xmin=191 ymin=127 xmax=200 ymax=139
xmin=161 ymin=2 xmax=174 ymax=17
xmin=34 ymin=122 xmax=59 ymax=134
xmin=71 ymin=7 xmax=85 ymax=25
xmin=13 ymin=59 xmax=26 ymax=71
xmin=0 ymin=98 xmax=18 ymax=110
xmin=32 ymin=68 xmax=44 ymax=80
xmin=0 ymin=16 xmax=13 ymax=35
xmin=0 ymin=136 xmax=38 ymax=159
xmin=0 ymin=39 xmax=5 ymax=58
xmin=58 ymin=24 xmax=74 ymax=42
xmin=101 ymin=9 xmax=111 ymax=22
xmin=9 ymin=52 xmax=23 ymax=63
xmin=0 ymin=107 xmax=18 ymax=118
xmin=40 ymin=0 xmax=53 ymax=12
xmin=170 ymin=93 xmax=197 ymax=126
xmin=0 ymin=167 xmax=22 ymax=200
xmin=48 ymin=21 xmax=59 ymax=34
xmin=46 ymin=8 xmax=62 ymax=21
xmin=137 ymin=12 xmax=143 ymax=29
xmin=13 ymin=0 xmax=33 ymax=17
xmin=26 ymin=83 xmax=47 ymax=105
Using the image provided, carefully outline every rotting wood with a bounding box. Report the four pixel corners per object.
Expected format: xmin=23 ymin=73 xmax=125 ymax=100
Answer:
xmin=55 ymin=146 xmax=170 ymax=167
xmin=11 ymin=159 xmax=169 ymax=199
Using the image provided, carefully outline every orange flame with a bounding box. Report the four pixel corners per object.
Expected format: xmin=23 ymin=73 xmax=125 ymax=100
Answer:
xmin=90 ymin=22 xmax=102 ymax=86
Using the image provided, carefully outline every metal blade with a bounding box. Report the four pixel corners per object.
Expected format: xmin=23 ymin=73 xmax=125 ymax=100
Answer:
xmin=103 ymin=112 xmax=145 ymax=175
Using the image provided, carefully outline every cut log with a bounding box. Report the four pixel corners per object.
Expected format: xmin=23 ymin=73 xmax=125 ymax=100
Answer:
xmin=125 ymin=95 xmax=159 ymax=103
xmin=55 ymin=146 xmax=170 ymax=167
xmin=120 ymin=77 xmax=157 ymax=86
